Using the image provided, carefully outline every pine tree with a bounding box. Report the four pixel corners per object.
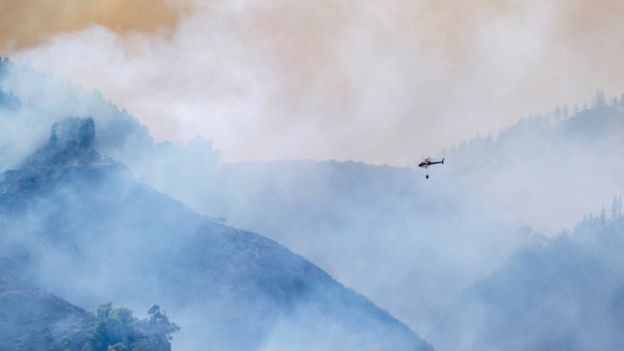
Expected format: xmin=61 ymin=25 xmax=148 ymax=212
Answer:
xmin=610 ymin=97 xmax=618 ymax=106
xmin=593 ymin=90 xmax=606 ymax=107
xmin=611 ymin=197 xmax=619 ymax=221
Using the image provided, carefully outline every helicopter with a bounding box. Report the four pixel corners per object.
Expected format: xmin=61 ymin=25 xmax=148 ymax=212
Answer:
xmin=418 ymin=157 xmax=444 ymax=179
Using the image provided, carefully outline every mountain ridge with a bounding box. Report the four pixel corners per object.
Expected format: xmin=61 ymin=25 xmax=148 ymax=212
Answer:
xmin=0 ymin=117 xmax=433 ymax=350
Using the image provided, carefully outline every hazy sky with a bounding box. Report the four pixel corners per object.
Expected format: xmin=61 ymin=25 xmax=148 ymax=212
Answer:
xmin=2 ymin=0 xmax=624 ymax=163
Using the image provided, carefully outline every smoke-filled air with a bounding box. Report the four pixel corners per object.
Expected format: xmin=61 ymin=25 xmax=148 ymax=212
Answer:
xmin=1 ymin=1 xmax=623 ymax=350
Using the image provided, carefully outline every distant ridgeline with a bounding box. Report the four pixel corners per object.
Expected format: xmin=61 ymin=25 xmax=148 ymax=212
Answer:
xmin=444 ymin=90 xmax=624 ymax=162
xmin=439 ymin=197 xmax=624 ymax=351
xmin=435 ymin=90 xmax=624 ymax=233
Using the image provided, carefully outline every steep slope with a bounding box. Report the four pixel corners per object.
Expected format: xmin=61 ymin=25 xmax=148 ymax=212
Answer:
xmin=0 ymin=118 xmax=433 ymax=350
xmin=446 ymin=102 xmax=624 ymax=233
xmin=0 ymin=271 xmax=173 ymax=351
xmin=0 ymin=57 xmax=534 ymax=339
xmin=11 ymin=58 xmax=624 ymax=350
xmin=147 ymin=102 xmax=624 ymax=338
xmin=438 ymin=210 xmax=624 ymax=351
xmin=145 ymin=158 xmax=531 ymax=337
xmin=0 ymin=271 xmax=91 ymax=351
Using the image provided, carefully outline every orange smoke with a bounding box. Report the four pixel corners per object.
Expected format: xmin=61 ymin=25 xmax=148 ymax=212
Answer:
xmin=0 ymin=0 xmax=189 ymax=52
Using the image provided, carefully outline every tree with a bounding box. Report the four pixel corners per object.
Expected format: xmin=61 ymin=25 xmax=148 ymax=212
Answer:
xmin=89 ymin=303 xmax=138 ymax=351
xmin=611 ymin=196 xmax=622 ymax=221
xmin=139 ymin=305 xmax=180 ymax=340
xmin=609 ymin=97 xmax=618 ymax=106
xmin=87 ymin=303 xmax=179 ymax=351
xmin=593 ymin=90 xmax=606 ymax=107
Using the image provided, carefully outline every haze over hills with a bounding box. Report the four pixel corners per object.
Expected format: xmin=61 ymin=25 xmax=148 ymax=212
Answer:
xmin=439 ymin=202 xmax=624 ymax=351
xmin=142 ymin=97 xmax=624 ymax=340
xmin=3 ymin=57 xmax=624 ymax=350
xmin=0 ymin=271 xmax=94 ymax=351
xmin=137 ymin=100 xmax=624 ymax=346
xmin=0 ymin=112 xmax=433 ymax=348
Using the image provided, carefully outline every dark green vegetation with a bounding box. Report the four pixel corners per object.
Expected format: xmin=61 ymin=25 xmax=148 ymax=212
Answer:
xmin=0 ymin=271 xmax=176 ymax=351
xmin=89 ymin=304 xmax=178 ymax=351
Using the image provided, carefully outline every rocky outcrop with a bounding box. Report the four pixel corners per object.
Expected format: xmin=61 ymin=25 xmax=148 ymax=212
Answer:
xmin=24 ymin=117 xmax=102 ymax=167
